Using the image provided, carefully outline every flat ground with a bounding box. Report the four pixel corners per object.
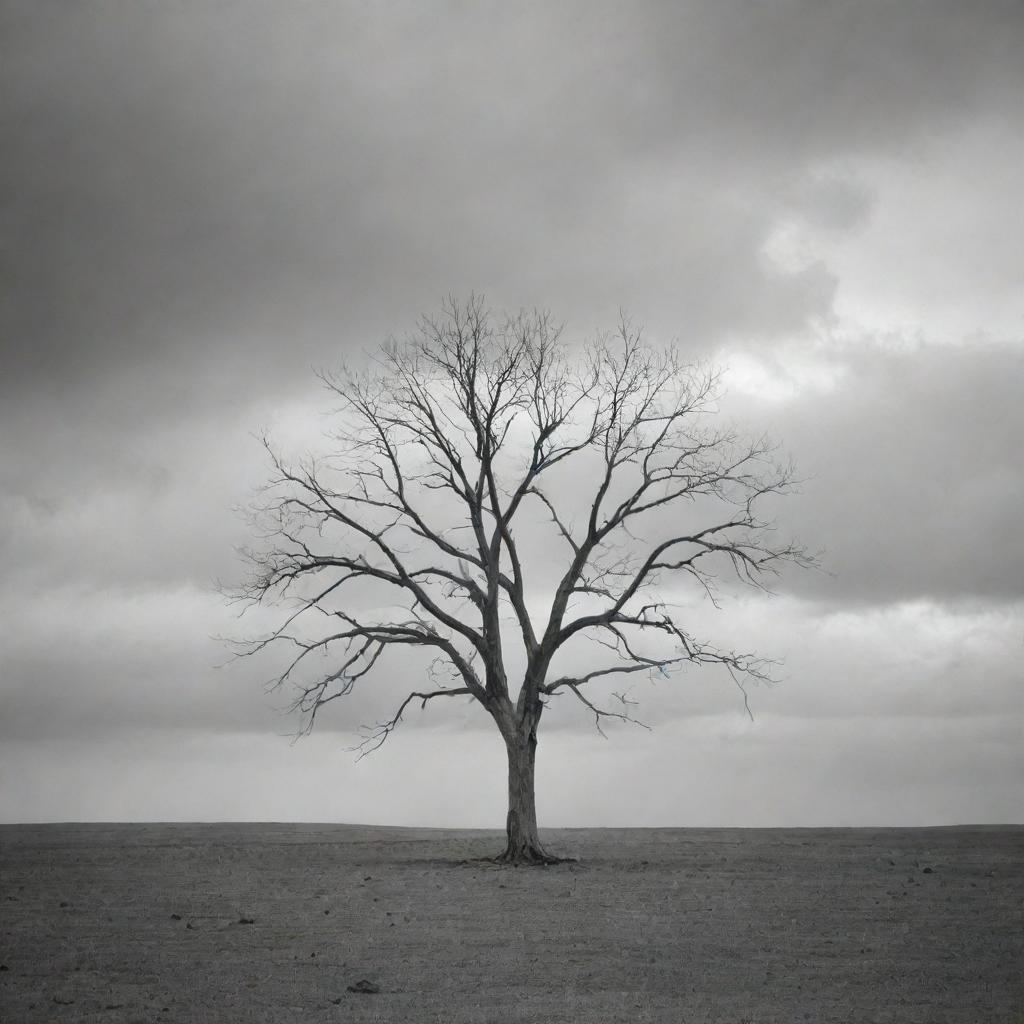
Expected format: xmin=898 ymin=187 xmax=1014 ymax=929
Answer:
xmin=1 ymin=824 xmax=1021 ymax=1023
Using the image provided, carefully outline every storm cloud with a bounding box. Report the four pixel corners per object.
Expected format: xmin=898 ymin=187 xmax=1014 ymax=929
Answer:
xmin=1 ymin=1 xmax=1021 ymax=825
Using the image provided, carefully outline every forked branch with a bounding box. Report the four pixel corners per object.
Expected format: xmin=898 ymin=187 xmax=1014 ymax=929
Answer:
xmin=230 ymin=297 xmax=811 ymax=752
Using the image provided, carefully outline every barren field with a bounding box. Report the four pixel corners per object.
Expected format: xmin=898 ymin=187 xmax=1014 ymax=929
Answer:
xmin=1 ymin=823 xmax=1021 ymax=1023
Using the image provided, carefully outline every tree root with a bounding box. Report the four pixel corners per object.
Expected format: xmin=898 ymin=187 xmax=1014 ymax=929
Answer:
xmin=491 ymin=844 xmax=574 ymax=866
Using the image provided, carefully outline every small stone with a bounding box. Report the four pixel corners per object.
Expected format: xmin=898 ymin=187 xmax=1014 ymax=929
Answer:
xmin=238 ymin=917 xmax=255 ymax=925
xmin=347 ymin=979 xmax=380 ymax=994
xmin=922 ymin=866 xmax=934 ymax=874
xmin=170 ymin=913 xmax=181 ymax=920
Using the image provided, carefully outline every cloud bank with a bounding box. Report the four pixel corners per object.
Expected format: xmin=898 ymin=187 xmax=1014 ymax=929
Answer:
xmin=2 ymin=1 xmax=1021 ymax=825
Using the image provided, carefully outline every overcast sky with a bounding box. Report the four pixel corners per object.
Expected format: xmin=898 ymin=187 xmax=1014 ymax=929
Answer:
xmin=2 ymin=1 xmax=1022 ymax=826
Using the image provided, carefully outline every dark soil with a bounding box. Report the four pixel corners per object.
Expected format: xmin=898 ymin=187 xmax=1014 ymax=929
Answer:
xmin=1 ymin=823 xmax=1021 ymax=1022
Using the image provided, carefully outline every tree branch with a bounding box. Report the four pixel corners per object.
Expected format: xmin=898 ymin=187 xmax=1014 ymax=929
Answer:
xmin=354 ymin=687 xmax=474 ymax=758
xmin=231 ymin=298 xmax=812 ymax=750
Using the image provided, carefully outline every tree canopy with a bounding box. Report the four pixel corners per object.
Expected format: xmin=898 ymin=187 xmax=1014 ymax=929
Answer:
xmin=231 ymin=297 xmax=810 ymax=862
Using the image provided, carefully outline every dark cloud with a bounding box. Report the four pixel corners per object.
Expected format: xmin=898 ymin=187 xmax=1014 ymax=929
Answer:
xmin=779 ymin=173 xmax=875 ymax=234
xmin=2 ymin=2 xmax=1022 ymax=822
xmin=0 ymin=393 xmax=281 ymax=593
xmin=742 ymin=341 xmax=1024 ymax=604
xmin=4 ymin=1 xmax=1022 ymax=404
xmin=631 ymin=2 xmax=1023 ymax=158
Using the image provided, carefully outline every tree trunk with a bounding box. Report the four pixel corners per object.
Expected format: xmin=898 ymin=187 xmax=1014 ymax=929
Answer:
xmin=497 ymin=729 xmax=559 ymax=864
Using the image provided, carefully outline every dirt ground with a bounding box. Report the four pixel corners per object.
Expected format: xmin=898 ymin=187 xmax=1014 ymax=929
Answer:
xmin=1 ymin=823 xmax=1021 ymax=1023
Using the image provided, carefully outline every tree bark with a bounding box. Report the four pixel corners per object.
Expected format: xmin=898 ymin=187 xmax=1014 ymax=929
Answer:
xmin=497 ymin=728 xmax=559 ymax=864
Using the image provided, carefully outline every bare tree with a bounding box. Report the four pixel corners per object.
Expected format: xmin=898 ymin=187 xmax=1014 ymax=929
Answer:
xmin=230 ymin=296 xmax=810 ymax=863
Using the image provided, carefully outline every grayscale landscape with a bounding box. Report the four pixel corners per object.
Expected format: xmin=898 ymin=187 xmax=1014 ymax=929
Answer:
xmin=2 ymin=823 xmax=1022 ymax=1023
xmin=3 ymin=4 xmax=1023 ymax=1022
